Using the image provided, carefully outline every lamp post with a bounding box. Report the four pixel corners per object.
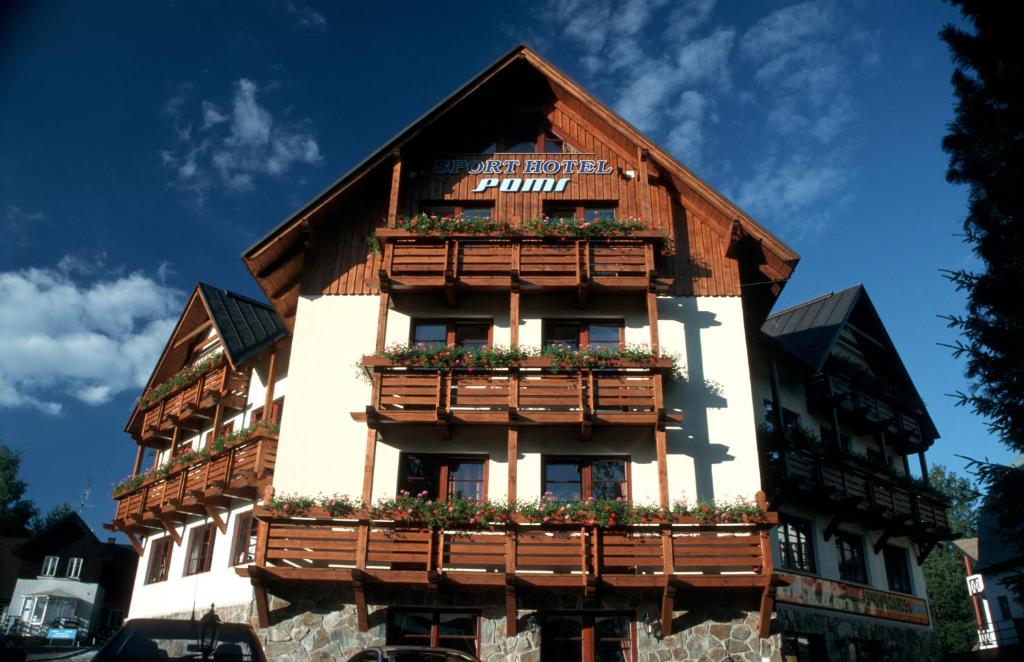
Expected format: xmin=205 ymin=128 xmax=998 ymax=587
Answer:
xmin=198 ymin=604 xmax=220 ymax=660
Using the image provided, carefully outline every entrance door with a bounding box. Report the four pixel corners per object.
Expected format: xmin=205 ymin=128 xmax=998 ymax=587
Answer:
xmin=540 ymin=612 xmax=635 ymax=662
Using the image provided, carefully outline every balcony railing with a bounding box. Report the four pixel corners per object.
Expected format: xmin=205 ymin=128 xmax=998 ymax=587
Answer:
xmin=766 ymin=442 xmax=949 ymax=534
xmin=246 ymin=511 xmax=774 ymax=590
xmin=112 ymin=432 xmax=277 ymax=531
xmin=140 ymin=362 xmax=250 ymax=440
xmin=808 ymin=371 xmax=927 ymax=450
xmin=355 ymin=358 xmax=682 ymax=435
xmin=375 ymin=229 xmax=669 ymax=303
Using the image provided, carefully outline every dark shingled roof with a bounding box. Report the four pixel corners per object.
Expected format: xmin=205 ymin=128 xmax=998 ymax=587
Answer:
xmin=760 ymin=285 xmax=864 ymax=372
xmin=197 ymin=283 xmax=288 ymax=367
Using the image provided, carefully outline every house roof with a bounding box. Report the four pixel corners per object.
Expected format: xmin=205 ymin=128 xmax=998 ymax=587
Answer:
xmin=242 ymin=43 xmax=800 ymax=325
xmin=197 ymin=283 xmax=288 ymax=367
xmin=760 ymin=284 xmax=938 ymax=441
xmin=13 ymin=512 xmax=105 ymax=560
xmin=953 ymin=537 xmax=979 ymax=563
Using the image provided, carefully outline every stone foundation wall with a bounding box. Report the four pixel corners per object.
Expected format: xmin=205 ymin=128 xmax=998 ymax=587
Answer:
xmin=775 ymin=605 xmax=939 ymax=662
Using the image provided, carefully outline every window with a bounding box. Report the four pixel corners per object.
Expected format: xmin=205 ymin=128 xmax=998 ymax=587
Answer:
xmin=232 ymin=512 xmax=259 ymax=566
xmin=819 ymin=426 xmax=851 ymax=451
xmin=184 ymin=524 xmax=216 ymax=576
xmin=146 ymin=538 xmax=172 ymax=584
xmin=397 ymin=454 xmax=486 ymax=501
xmin=420 ymin=203 xmax=493 ymax=219
xmin=251 ymin=396 xmax=285 ymax=426
xmin=541 ymin=613 xmax=635 ymax=662
xmin=763 ymin=400 xmax=802 ymax=435
xmin=172 ymin=436 xmax=194 ymax=458
xmin=105 ymin=608 xmax=126 ymax=629
xmin=781 ymin=633 xmax=827 ymax=662
xmin=777 ymin=517 xmax=816 ymax=573
xmin=543 ymin=458 xmax=629 ymax=500
xmin=41 ymin=555 xmax=59 ymax=577
xmin=998 ymin=595 xmax=1012 ymax=621
xmin=835 ymin=532 xmax=868 ymax=584
xmin=388 ymin=609 xmax=479 ymax=655
xmin=542 ymin=320 xmax=623 ymax=351
xmin=66 ymin=557 xmax=84 ymax=579
xmin=883 ymin=545 xmax=912 ymax=594
xmin=410 ymin=320 xmax=492 ymax=349
xmin=542 ymin=203 xmax=617 ymax=221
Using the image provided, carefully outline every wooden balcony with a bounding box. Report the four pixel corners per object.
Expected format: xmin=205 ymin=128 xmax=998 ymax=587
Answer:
xmin=354 ymin=358 xmax=682 ymax=437
xmin=807 ymin=371 xmax=928 ymax=451
xmin=375 ymin=229 xmax=670 ymax=304
xmin=140 ymin=360 xmax=250 ymax=442
xmin=765 ymin=442 xmax=950 ymax=551
xmin=111 ymin=431 xmax=277 ymax=541
xmin=239 ymin=508 xmax=777 ymax=635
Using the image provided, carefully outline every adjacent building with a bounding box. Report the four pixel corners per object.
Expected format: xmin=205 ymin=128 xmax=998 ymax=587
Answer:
xmin=4 ymin=513 xmax=136 ymax=638
xmin=107 ymin=45 xmax=951 ymax=661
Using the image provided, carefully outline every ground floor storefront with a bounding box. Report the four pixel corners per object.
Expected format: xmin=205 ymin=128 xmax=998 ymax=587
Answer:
xmin=774 ymin=605 xmax=938 ymax=662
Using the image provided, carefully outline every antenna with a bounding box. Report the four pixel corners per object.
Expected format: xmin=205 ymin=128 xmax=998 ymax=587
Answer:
xmin=79 ymin=479 xmax=93 ymax=513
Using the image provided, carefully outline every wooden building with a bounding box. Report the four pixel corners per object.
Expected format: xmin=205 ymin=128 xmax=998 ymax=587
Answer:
xmin=107 ymin=45 xmax=949 ymax=661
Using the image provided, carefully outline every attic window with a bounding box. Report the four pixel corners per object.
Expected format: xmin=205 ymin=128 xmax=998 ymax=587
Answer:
xmin=544 ymin=131 xmax=566 ymax=154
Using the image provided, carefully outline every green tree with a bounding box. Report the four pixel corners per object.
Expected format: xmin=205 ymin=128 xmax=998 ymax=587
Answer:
xmin=941 ymin=0 xmax=1024 ymax=600
xmin=922 ymin=465 xmax=981 ymax=655
xmin=30 ymin=503 xmax=76 ymax=535
xmin=0 ymin=443 xmax=38 ymax=536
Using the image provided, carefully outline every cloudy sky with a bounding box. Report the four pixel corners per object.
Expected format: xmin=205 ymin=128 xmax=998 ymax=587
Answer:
xmin=0 ymin=1 xmax=1002 ymax=531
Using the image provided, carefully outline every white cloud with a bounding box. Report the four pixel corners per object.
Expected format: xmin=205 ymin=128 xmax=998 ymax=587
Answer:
xmin=161 ymin=78 xmax=322 ymax=200
xmin=730 ymin=154 xmax=844 ymax=238
xmin=0 ymin=264 xmax=182 ymax=414
xmin=4 ymin=206 xmax=47 ymax=246
xmin=665 ymin=91 xmax=710 ymax=165
xmin=740 ymin=1 xmax=832 ymax=60
xmin=281 ymin=2 xmax=328 ymax=31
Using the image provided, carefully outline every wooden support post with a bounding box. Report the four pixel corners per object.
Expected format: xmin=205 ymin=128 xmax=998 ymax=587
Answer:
xmin=132 ymin=445 xmax=144 ymax=478
xmin=637 ymin=147 xmax=653 ymax=222
xmin=263 ymin=351 xmax=278 ymax=415
xmin=211 ymin=402 xmax=224 ymax=441
xmin=768 ymin=357 xmax=785 ymax=438
xmin=252 ymin=579 xmax=270 ymax=628
xmin=361 ymin=429 xmax=378 ymax=505
xmin=646 ymin=291 xmax=660 ymax=352
xmin=757 ymin=584 xmax=776 ymax=638
xmin=353 ymin=576 xmax=369 ymax=632
xmin=203 ymin=500 xmax=228 ymax=534
xmin=124 ymin=530 xmax=143 ymax=555
xmin=918 ymin=452 xmax=929 ymax=485
xmin=509 ymin=290 xmax=520 ymax=348
xmin=660 ymin=582 xmax=675 ymax=637
xmin=507 ymin=427 xmax=518 ymax=502
xmin=655 ymin=426 xmax=669 ymax=508
xmin=505 ymin=576 xmax=518 ymax=637
xmin=375 ymin=293 xmax=391 ymax=354
xmin=387 ymin=151 xmax=402 ymax=225
xmin=159 ymin=516 xmax=182 ymax=546
xmin=254 ymin=487 xmax=272 ymax=567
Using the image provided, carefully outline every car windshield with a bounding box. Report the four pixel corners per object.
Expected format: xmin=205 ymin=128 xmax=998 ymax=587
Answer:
xmin=99 ymin=620 xmax=259 ymax=661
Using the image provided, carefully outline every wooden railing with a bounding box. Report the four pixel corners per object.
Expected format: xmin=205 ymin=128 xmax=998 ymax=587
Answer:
xmin=251 ymin=511 xmax=774 ymax=590
xmin=113 ymin=432 xmax=277 ymax=527
xmin=141 ymin=363 xmax=250 ymax=439
xmin=376 ymin=229 xmax=667 ymax=295
xmin=808 ymin=371 xmax=926 ymax=449
xmin=768 ymin=443 xmax=949 ymax=532
xmin=358 ymin=360 xmax=680 ymax=430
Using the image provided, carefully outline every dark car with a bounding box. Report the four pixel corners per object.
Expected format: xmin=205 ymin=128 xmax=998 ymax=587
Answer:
xmin=346 ymin=646 xmax=481 ymax=662
xmin=92 ymin=618 xmax=266 ymax=661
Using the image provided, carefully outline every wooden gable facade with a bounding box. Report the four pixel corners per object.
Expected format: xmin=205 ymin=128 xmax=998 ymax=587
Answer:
xmin=243 ymin=45 xmax=799 ymax=328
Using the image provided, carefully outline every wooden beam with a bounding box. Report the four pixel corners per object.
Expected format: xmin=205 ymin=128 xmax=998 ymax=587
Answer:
xmin=263 ymin=351 xmax=278 ymax=415
xmin=637 ymin=147 xmax=653 ymax=223
xmin=505 ymin=576 xmax=517 ymax=637
xmin=375 ymin=293 xmax=391 ymax=354
xmin=353 ymin=573 xmax=369 ymax=632
xmin=507 ymin=427 xmax=518 ymax=502
xmin=646 ymin=291 xmax=659 ymax=352
xmin=132 ymin=444 xmax=144 ymax=478
xmin=823 ymin=513 xmax=843 ymax=542
xmin=361 ymin=429 xmax=378 ymax=504
xmin=917 ymin=539 xmax=937 ymax=565
xmin=252 ymin=578 xmax=270 ymax=628
xmin=124 ymin=530 xmax=143 ymax=555
xmin=655 ymin=427 xmax=669 ymax=508
xmin=159 ymin=517 xmax=183 ymax=546
xmin=203 ymin=503 xmax=228 ymax=534
xmin=660 ymin=582 xmax=675 ymax=636
xmin=509 ymin=290 xmax=520 ymax=347
xmin=387 ymin=151 xmax=402 ymax=225
xmin=757 ymin=584 xmax=776 ymax=638
xmin=172 ymin=320 xmax=214 ymax=349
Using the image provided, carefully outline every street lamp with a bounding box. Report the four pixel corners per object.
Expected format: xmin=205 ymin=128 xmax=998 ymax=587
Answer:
xmin=198 ymin=603 xmax=220 ymax=659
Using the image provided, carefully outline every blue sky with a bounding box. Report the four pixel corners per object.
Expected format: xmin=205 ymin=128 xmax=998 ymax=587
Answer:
xmin=0 ymin=0 xmax=1005 ymax=532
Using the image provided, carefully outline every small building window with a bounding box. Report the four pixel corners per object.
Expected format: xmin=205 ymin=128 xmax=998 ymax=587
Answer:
xmin=883 ymin=545 xmax=912 ymax=594
xmin=410 ymin=320 xmax=492 ymax=349
xmin=781 ymin=633 xmax=827 ymax=662
xmin=542 ymin=457 xmax=629 ymax=500
xmin=397 ymin=454 xmax=486 ymax=501
xmin=146 ymin=538 xmax=172 ymax=584
xmin=66 ymin=557 xmax=84 ymax=579
xmin=763 ymin=400 xmax=802 ymax=435
xmin=184 ymin=524 xmax=216 ymax=576
xmin=388 ymin=609 xmax=480 ymax=655
xmin=542 ymin=320 xmax=624 ymax=351
xmin=777 ymin=517 xmax=816 ymax=573
xmin=41 ymin=555 xmax=59 ymax=577
xmin=251 ymin=396 xmax=285 ymax=426
xmin=542 ymin=202 xmax=617 ymax=221
xmin=541 ymin=613 xmax=635 ymax=662
xmin=232 ymin=512 xmax=259 ymax=566
xmin=420 ymin=203 xmax=494 ymax=219
xmin=835 ymin=532 xmax=868 ymax=585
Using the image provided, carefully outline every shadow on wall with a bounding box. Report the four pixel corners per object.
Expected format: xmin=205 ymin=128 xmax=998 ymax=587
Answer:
xmin=661 ymin=297 xmax=733 ymax=503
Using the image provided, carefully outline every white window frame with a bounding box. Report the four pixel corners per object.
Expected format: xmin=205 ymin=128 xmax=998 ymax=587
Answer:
xmin=41 ymin=555 xmax=59 ymax=577
xmin=66 ymin=557 xmax=84 ymax=579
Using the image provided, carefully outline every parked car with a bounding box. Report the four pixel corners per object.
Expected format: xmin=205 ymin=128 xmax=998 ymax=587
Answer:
xmin=346 ymin=647 xmax=481 ymax=662
xmin=92 ymin=617 xmax=266 ymax=661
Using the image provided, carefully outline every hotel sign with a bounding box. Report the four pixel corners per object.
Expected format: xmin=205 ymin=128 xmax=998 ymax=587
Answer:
xmin=433 ymin=158 xmax=614 ymax=193
xmin=776 ymin=572 xmax=930 ymax=626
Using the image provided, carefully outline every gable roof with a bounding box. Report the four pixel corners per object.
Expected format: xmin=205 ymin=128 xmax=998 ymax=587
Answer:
xmin=13 ymin=511 xmax=104 ymax=560
xmin=243 ymin=43 xmax=800 ymax=325
xmin=761 ymin=284 xmax=938 ymax=440
xmin=125 ymin=284 xmax=287 ymax=433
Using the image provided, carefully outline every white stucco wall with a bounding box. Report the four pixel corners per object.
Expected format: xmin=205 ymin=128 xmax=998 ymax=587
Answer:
xmin=9 ymin=577 xmax=101 ymax=628
xmin=271 ymin=295 xmax=378 ymax=497
xmin=128 ymin=504 xmax=256 ymax=619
